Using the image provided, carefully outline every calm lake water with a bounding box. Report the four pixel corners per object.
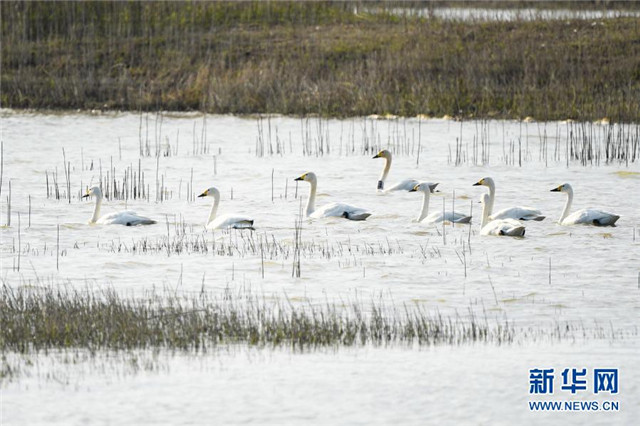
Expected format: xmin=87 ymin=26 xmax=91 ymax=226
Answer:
xmin=1 ymin=110 xmax=639 ymax=423
xmin=383 ymin=7 xmax=640 ymax=21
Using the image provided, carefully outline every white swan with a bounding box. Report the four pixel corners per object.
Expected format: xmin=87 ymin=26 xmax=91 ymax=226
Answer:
xmin=373 ymin=150 xmax=437 ymax=193
xmin=479 ymin=193 xmax=526 ymax=237
xmin=82 ymin=186 xmax=156 ymax=226
xmin=473 ymin=177 xmax=545 ymax=221
xmin=294 ymin=172 xmax=371 ymax=221
xmin=198 ymin=187 xmax=254 ymax=230
xmin=550 ymin=183 xmax=620 ymax=226
xmin=409 ymin=182 xmax=472 ymax=224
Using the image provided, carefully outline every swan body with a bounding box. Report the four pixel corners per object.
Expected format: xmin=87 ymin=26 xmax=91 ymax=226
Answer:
xmin=198 ymin=187 xmax=254 ymax=230
xmin=550 ymin=183 xmax=619 ymax=226
xmin=295 ymin=172 xmax=371 ymax=221
xmin=409 ymin=182 xmax=472 ymax=224
xmin=385 ymin=178 xmax=421 ymax=192
xmin=83 ymin=186 xmax=156 ymax=226
xmin=479 ymin=193 xmax=525 ymax=237
xmin=373 ymin=150 xmax=437 ymax=193
xmin=473 ymin=177 xmax=545 ymax=221
xmin=481 ymin=218 xmax=526 ymax=236
xmin=490 ymin=206 xmax=545 ymax=222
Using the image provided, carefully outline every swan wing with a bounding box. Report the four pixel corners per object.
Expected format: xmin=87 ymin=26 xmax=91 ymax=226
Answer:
xmin=207 ymin=214 xmax=255 ymax=230
xmin=384 ymin=179 xmax=419 ymax=192
xmin=311 ymin=202 xmax=371 ymax=221
xmin=423 ymin=211 xmax=472 ymax=224
xmin=481 ymin=219 xmax=525 ymax=237
xmin=562 ymin=209 xmax=620 ymax=226
xmin=97 ymin=211 xmax=156 ymax=226
xmin=490 ymin=207 xmax=544 ymax=221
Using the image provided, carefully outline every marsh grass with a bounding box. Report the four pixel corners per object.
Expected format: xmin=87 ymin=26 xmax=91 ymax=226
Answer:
xmin=0 ymin=284 xmax=508 ymax=353
xmin=449 ymin=120 xmax=639 ymax=166
xmin=0 ymin=284 xmax=630 ymax=358
xmin=37 ymin=116 xmax=637 ymax=211
xmin=2 ymin=2 xmax=639 ymax=121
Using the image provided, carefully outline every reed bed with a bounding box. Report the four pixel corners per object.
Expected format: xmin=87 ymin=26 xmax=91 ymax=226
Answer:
xmin=2 ymin=283 xmax=624 ymax=356
xmin=96 ymin=228 xmax=412 ymax=261
xmin=2 ymin=2 xmax=639 ymax=121
xmin=37 ymin=116 xmax=639 ymax=208
xmin=1 ymin=283 xmax=630 ymax=358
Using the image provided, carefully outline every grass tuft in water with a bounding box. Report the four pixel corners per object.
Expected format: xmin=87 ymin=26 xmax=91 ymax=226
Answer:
xmin=0 ymin=285 xmax=521 ymax=353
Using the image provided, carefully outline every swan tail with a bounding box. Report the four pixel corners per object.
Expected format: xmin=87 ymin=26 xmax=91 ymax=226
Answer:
xmin=500 ymin=226 xmax=526 ymax=237
xmin=232 ymin=220 xmax=255 ymax=230
xmin=126 ymin=218 xmax=156 ymax=226
xmin=521 ymin=215 xmax=545 ymax=221
xmin=593 ymin=215 xmax=619 ymax=227
xmin=455 ymin=215 xmax=472 ymax=224
xmin=343 ymin=212 xmax=371 ymax=221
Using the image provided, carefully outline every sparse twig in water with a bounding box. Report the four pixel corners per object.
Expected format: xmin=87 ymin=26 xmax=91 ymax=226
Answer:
xmin=488 ymin=274 xmax=498 ymax=305
xmin=0 ymin=141 xmax=3 ymax=197
xmin=17 ymin=212 xmax=21 ymax=271
xmin=56 ymin=223 xmax=60 ymax=271
xmin=7 ymin=180 xmax=11 ymax=226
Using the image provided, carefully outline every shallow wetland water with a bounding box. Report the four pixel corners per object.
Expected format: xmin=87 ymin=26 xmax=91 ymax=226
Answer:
xmin=1 ymin=110 xmax=639 ymax=423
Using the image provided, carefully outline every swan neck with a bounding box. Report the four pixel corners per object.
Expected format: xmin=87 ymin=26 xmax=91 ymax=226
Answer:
xmin=481 ymin=200 xmax=490 ymax=228
xmin=487 ymin=182 xmax=495 ymax=216
xmin=379 ymin=156 xmax=391 ymax=186
xmin=559 ymin=188 xmax=573 ymax=223
xmin=207 ymin=193 xmax=220 ymax=225
xmin=90 ymin=193 xmax=102 ymax=223
xmin=417 ymin=191 xmax=430 ymax=222
xmin=305 ymin=180 xmax=317 ymax=216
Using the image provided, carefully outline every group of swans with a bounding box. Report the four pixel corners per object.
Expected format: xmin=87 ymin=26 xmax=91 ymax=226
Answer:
xmin=81 ymin=149 xmax=620 ymax=234
xmin=473 ymin=176 xmax=542 ymax=237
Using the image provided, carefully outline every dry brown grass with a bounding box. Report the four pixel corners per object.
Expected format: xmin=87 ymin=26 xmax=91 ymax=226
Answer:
xmin=2 ymin=2 xmax=639 ymax=121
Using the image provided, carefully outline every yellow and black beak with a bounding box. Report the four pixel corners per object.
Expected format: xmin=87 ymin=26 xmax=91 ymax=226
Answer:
xmin=82 ymin=193 xmax=90 ymax=199
xmin=409 ymin=184 xmax=419 ymax=192
xmin=472 ymin=179 xmax=483 ymax=186
xmin=294 ymin=174 xmax=306 ymax=181
xmin=198 ymin=190 xmax=208 ymax=198
xmin=372 ymin=152 xmax=381 ymax=159
xmin=550 ymin=186 xmax=562 ymax=192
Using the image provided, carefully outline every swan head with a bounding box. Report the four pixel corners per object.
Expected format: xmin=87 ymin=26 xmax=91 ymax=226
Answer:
xmin=372 ymin=149 xmax=391 ymax=160
xmin=198 ymin=187 xmax=221 ymax=198
xmin=82 ymin=186 xmax=102 ymax=199
xmin=550 ymin=183 xmax=572 ymax=193
xmin=473 ymin=177 xmax=494 ymax=188
xmin=409 ymin=182 xmax=439 ymax=193
xmin=294 ymin=172 xmax=317 ymax=183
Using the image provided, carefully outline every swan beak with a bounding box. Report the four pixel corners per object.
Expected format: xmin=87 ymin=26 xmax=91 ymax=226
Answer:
xmin=372 ymin=153 xmax=380 ymax=159
xmin=409 ymin=185 xmax=419 ymax=192
xmin=294 ymin=176 xmax=304 ymax=181
xmin=197 ymin=191 xmax=208 ymax=197
xmin=550 ymin=187 xmax=561 ymax=192
xmin=82 ymin=193 xmax=90 ymax=199
xmin=472 ymin=181 xmax=482 ymax=186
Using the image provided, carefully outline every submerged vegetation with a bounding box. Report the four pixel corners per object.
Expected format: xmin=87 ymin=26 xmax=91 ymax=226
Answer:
xmin=2 ymin=1 xmax=640 ymax=121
